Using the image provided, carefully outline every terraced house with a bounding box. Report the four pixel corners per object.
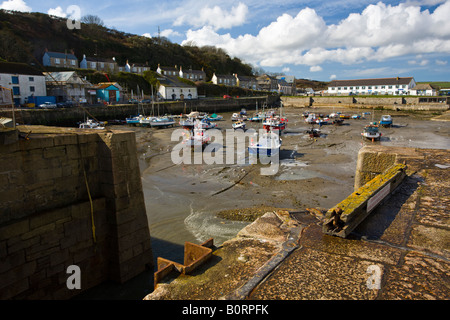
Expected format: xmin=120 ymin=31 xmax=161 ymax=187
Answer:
xmin=328 ymin=77 xmax=416 ymax=95
xmin=42 ymin=50 xmax=78 ymax=69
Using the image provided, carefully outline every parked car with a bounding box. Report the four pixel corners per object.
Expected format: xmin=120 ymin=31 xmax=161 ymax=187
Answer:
xmin=38 ymin=102 xmax=57 ymax=109
xmin=128 ymin=99 xmax=139 ymax=104
xmin=223 ymin=95 xmax=231 ymax=99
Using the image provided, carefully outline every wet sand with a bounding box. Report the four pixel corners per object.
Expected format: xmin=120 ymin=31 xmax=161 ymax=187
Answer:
xmin=120 ymin=106 xmax=449 ymax=253
xmin=75 ymin=105 xmax=448 ymax=299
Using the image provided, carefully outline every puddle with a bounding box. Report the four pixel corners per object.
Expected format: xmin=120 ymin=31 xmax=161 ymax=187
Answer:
xmin=276 ymin=167 xmax=341 ymax=183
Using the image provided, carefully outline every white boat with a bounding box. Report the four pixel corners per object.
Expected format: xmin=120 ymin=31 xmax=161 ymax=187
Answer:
xmin=305 ymin=113 xmax=317 ymax=124
xmin=139 ymin=116 xmax=157 ymax=127
xmin=361 ymin=123 xmax=382 ymax=141
xmin=149 ymin=116 xmax=176 ymax=128
xmin=79 ymin=118 xmax=105 ymax=129
xmin=199 ymin=119 xmax=217 ymax=129
xmin=231 ymin=113 xmax=247 ymax=121
xmin=182 ymin=120 xmax=211 ymax=149
xmin=232 ymin=120 xmax=246 ymax=130
xmin=248 ymin=131 xmax=282 ymax=157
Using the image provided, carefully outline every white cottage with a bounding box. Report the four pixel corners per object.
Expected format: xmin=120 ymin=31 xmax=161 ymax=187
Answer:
xmin=157 ymin=76 xmax=197 ymax=100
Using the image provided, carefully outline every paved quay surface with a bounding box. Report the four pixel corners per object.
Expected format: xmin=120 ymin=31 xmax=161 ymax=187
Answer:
xmin=145 ymin=147 xmax=449 ymax=300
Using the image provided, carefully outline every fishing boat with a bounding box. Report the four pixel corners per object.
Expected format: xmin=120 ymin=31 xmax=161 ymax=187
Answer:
xmin=79 ymin=118 xmax=105 ymax=130
xmin=263 ymin=116 xmax=287 ymax=131
xmin=200 ymin=118 xmax=217 ymax=129
xmin=305 ymin=127 xmax=321 ymax=138
xmin=351 ymin=114 xmax=361 ymax=119
xmin=248 ymin=130 xmax=282 ymax=157
xmin=231 ymin=112 xmax=247 ymax=121
xmin=305 ymin=113 xmax=317 ymax=124
xmin=139 ymin=116 xmax=157 ymax=127
xmin=232 ymin=120 xmax=246 ymax=130
xmin=205 ymin=113 xmax=223 ymax=121
xmin=332 ymin=118 xmax=344 ymax=126
xmin=249 ymin=112 xmax=265 ymax=122
xmin=149 ymin=116 xmax=176 ymax=128
xmin=126 ymin=115 xmax=143 ymax=125
xmin=379 ymin=115 xmax=393 ymax=127
xmin=315 ymin=118 xmax=329 ymax=125
xmin=182 ymin=121 xmax=211 ymax=149
xmin=361 ymin=123 xmax=382 ymax=141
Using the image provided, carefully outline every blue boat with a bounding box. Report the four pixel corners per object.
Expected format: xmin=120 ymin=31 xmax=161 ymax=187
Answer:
xmin=126 ymin=115 xmax=143 ymax=125
xmin=379 ymin=115 xmax=393 ymax=127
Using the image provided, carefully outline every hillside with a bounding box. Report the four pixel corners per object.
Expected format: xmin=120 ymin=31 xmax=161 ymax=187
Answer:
xmin=295 ymin=78 xmax=329 ymax=90
xmin=0 ymin=10 xmax=253 ymax=80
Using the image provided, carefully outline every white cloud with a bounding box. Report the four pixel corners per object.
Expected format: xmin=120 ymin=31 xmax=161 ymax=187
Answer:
xmin=435 ymin=59 xmax=448 ymax=65
xmin=175 ymin=2 xmax=248 ymax=30
xmin=48 ymin=6 xmax=66 ymax=18
xmin=0 ymin=0 xmax=31 ymax=12
xmin=182 ymin=1 xmax=450 ymax=69
xmin=142 ymin=33 xmax=152 ymax=38
xmin=329 ymin=74 xmax=337 ymax=80
xmin=160 ymin=29 xmax=182 ymax=38
xmin=310 ymin=65 xmax=323 ymax=72
xmin=282 ymin=67 xmax=291 ymax=73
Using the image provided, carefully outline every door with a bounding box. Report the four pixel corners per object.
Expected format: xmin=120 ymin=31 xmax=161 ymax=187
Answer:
xmin=109 ymin=90 xmax=116 ymax=102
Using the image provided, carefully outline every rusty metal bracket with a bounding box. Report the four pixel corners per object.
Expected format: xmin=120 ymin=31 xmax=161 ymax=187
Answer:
xmin=154 ymin=238 xmax=214 ymax=288
xmin=323 ymin=163 xmax=407 ymax=238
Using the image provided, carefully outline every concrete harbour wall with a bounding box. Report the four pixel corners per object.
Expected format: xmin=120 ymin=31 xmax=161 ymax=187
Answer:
xmin=0 ymin=126 xmax=152 ymax=299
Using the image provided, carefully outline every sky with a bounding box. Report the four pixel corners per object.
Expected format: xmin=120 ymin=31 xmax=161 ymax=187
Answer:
xmin=2 ymin=0 xmax=450 ymax=81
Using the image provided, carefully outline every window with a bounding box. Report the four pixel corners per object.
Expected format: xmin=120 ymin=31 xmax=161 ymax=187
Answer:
xmin=381 ymin=86 xmax=385 ymax=89
xmin=362 ymin=86 xmax=366 ymax=89
xmin=368 ymin=86 xmax=372 ymax=89
xmin=29 ymin=77 xmax=34 ymax=82
xmin=90 ymin=62 xmax=96 ymax=68
xmin=388 ymin=85 xmax=392 ymax=89
xmin=11 ymin=76 xmax=19 ymax=84
xmin=30 ymin=86 xmax=35 ymax=92
xmin=71 ymin=60 xmax=76 ymax=66
xmin=55 ymin=58 xmax=60 ymax=64
xmin=13 ymin=87 xmax=20 ymax=95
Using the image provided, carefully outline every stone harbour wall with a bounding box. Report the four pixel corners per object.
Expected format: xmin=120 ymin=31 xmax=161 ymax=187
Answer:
xmin=0 ymin=126 xmax=152 ymax=299
xmin=282 ymin=96 xmax=449 ymax=111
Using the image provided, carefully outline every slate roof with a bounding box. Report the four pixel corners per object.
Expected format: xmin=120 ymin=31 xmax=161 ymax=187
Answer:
xmin=159 ymin=75 xmax=196 ymax=88
xmin=0 ymin=62 xmax=44 ymax=76
xmin=45 ymin=51 xmax=78 ymax=60
xmin=328 ymin=77 xmax=414 ymax=87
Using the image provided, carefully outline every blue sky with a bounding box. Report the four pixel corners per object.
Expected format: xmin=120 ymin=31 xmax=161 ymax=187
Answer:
xmin=2 ymin=0 xmax=450 ymax=82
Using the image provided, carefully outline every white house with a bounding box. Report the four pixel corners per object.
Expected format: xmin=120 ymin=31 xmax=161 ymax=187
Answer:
xmin=410 ymin=83 xmax=437 ymax=96
xmin=0 ymin=62 xmax=46 ymax=105
xmin=179 ymin=66 xmax=206 ymax=82
xmin=156 ymin=64 xmax=179 ymax=77
xmin=157 ymin=75 xmax=197 ymax=100
xmin=328 ymin=77 xmax=416 ymax=95
xmin=80 ymin=55 xmax=118 ymax=73
xmin=211 ymin=73 xmax=237 ymax=86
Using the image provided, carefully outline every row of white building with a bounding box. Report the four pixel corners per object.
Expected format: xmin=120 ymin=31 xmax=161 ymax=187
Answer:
xmin=327 ymin=77 xmax=442 ymax=96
